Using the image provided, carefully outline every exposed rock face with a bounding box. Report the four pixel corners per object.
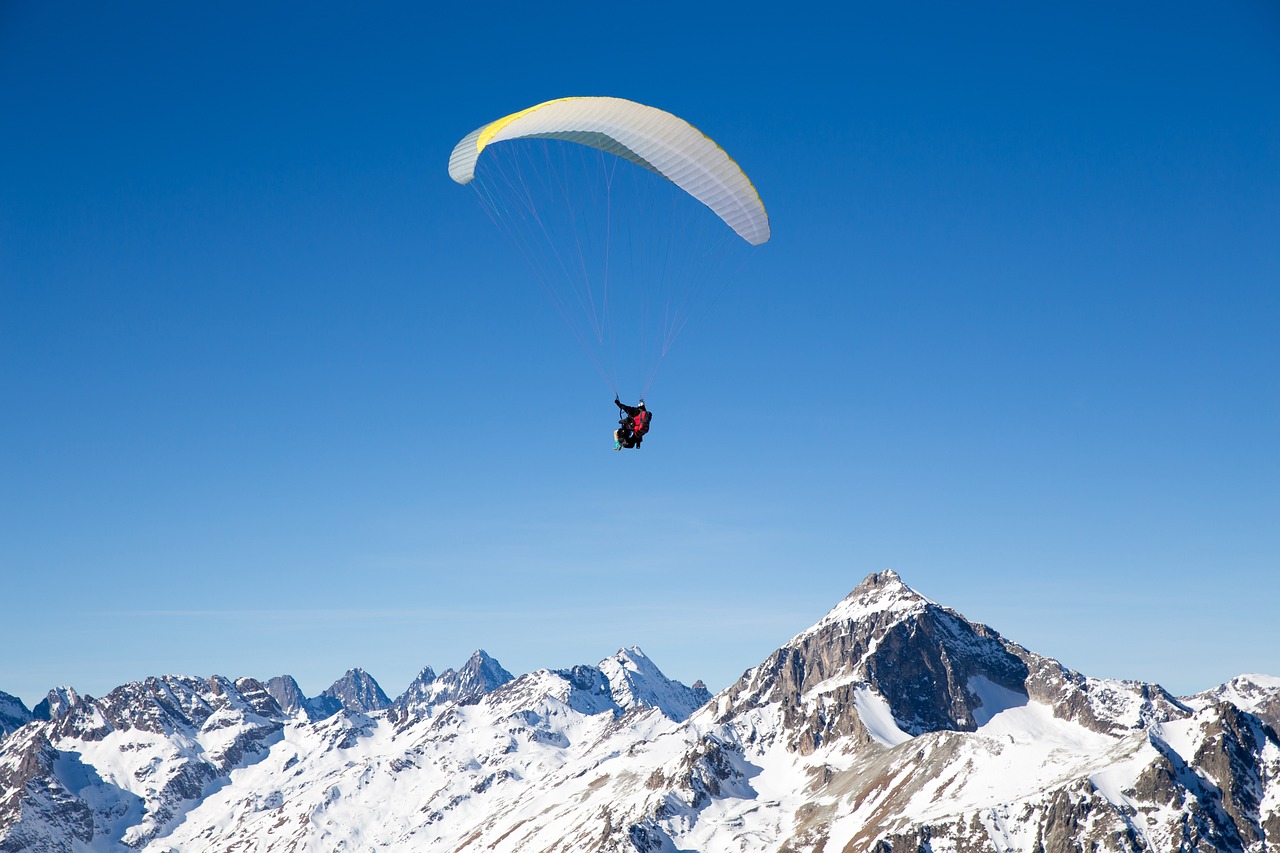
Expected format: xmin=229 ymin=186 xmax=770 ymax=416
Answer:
xmin=1015 ymin=648 xmax=1190 ymax=736
xmin=392 ymin=664 xmax=438 ymax=711
xmin=0 ymin=728 xmax=97 ymax=852
xmin=0 ymin=694 xmax=30 ymax=740
xmin=1 ymin=571 xmax=1277 ymax=852
xmin=648 ymin=571 xmax=1280 ymax=852
xmin=264 ymin=674 xmax=309 ymax=717
xmin=319 ymin=667 xmax=392 ymax=714
xmin=30 ymin=687 xmax=80 ymax=723
xmin=387 ymin=650 xmax=514 ymax=726
xmin=469 ymin=650 xmax=514 ymax=688
xmin=0 ymin=675 xmax=285 ymax=850
xmin=715 ymin=571 xmax=1034 ymax=754
xmin=427 ymin=649 xmax=514 ymax=707
xmin=1191 ymin=674 xmax=1280 ymax=730
xmin=265 ymin=673 xmax=357 ymax=722
xmin=1186 ymin=702 xmax=1276 ymax=849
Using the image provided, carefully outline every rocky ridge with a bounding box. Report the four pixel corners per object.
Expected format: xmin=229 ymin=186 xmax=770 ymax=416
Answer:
xmin=1 ymin=571 xmax=1277 ymax=852
xmin=0 ymin=695 xmax=29 ymax=740
xmin=388 ymin=649 xmax=515 ymax=726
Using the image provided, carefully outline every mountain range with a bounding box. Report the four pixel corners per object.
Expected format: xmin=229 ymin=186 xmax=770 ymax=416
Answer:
xmin=2 ymin=571 xmax=1276 ymax=851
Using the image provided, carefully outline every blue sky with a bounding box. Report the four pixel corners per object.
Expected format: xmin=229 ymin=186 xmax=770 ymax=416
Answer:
xmin=2 ymin=2 xmax=1277 ymax=708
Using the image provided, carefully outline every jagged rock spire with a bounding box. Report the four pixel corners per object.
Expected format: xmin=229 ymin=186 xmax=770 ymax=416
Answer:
xmin=321 ymin=668 xmax=393 ymax=714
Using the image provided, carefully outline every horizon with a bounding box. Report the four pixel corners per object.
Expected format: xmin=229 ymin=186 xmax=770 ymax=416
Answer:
xmin=2 ymin=569 xmax=1268 ymax=710
xmin=3 ymin=3 xmax=1277 ymax=709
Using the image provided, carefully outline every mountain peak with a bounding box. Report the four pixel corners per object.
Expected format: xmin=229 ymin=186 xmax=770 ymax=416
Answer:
xmin=265 ymin=675 xmax=309 ymax=717
xmin=321 ymin=668 xmax=392 ymax=714
xmin=799 ymin=570 xmax=930 ymax=641
xmin=609 ymin=646 xmax=650 ymax=667
xmin=1189 ymin=673 xmax=1280 ymax=729
xmin=391 ymin=651 xmax=514 ymax=722
xmin=452 ymin=650 xmax=515 ymax=697
xmin=5 ymin=576 xmax=1277 ymax=853
xmin=722 ymin=571 xmax=1035 ymax=748
xmin=0 ymin=690 xmax=32 ymax=737
xmin=597 ymin=647 xmax=711 ymax=721
xmin=31 ymin=686 xmax=83 ymax=722
xmin=847 ymin=569 xmax=915 ymax=603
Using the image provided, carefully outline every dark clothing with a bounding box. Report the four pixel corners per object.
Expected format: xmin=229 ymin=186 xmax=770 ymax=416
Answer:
xmin=614 ymin=399 xmax=652 ymax=449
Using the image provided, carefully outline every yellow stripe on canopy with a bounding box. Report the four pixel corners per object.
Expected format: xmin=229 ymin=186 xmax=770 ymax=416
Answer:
xmin=448 ymin=96 xmax=770 ymax=246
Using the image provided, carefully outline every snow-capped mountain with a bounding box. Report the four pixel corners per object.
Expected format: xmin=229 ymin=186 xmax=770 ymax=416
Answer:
xmin=267 ymin=667 xmax=398 ymax=722
xmin=31 ymin=686 xmax=82 ymax=723
xmin=2 ymin=571 xmax=1277 ymax=852
xmin=1189 ymin=674 xmax=1280 ymax=730
xmin=389 ymin=649 xmax=515 ymax=725
xmin=318 ymin=666 xmax=393 ymax=715
xmin=600 ymin=646 xmax=713 ymax=721
xmin=0 ymin=675 xmax=285 ymax=851
xmin=263 ymin=674 xmax=314 ymax=719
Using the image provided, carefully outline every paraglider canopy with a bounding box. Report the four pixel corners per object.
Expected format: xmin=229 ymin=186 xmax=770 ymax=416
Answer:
xmin=448 ymin=96 xmax=770 ymax=246
xmin=449 ymin=96 xmax=768 ymax=397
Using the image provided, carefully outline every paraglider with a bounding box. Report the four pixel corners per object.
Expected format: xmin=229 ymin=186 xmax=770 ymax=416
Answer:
xmin=613 ymin=398 xmax=651 ymax=451
xmin=448 ymin=96 xmax=768 ymax=449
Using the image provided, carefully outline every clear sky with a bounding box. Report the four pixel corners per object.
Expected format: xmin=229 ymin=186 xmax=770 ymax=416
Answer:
xmin=2 ymin=2 xmax=1277 ymax=708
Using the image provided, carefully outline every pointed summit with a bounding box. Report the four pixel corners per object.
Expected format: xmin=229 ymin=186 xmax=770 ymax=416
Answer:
xmin=720 ymin=571 xmax=1032 ymax=750
xmin=264 ymin=676 xmax=322 ymax=717
xmin=321 ymin=668 xmax=392 ymax=714
xmin=598 ymin=647 xmax=712 ymax=722
xmin=391 ymin=652 xmax=514 ymax=723
xmin=852 ymin=568 xmax=910 ymax=595
xmin=609 ymin=646 xmax=653 ymax=670
xmin=265 ymin=675 xmax=309 ymax=717
xmin=798 ymin=570 xmax=930 ymax=641
xmin=31 ymin=686 xmax=82 ymax=722
xmin=440 ymin=650 xmax=514 ymax=705
xmin=395 ymin=664 xmax=439 ymax=707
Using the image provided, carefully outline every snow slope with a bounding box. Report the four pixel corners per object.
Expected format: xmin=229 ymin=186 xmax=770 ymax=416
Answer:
xmin=2 ymin=571 xmax=1277 ymax=852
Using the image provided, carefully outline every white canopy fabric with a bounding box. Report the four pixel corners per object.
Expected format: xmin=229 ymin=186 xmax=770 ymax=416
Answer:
xmin=448 ymin=96 xmax=770 ymax=246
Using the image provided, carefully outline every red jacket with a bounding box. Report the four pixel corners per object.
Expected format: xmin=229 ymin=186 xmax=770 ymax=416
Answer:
xmin=615 ymin=401 xmax=652 ymax=440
